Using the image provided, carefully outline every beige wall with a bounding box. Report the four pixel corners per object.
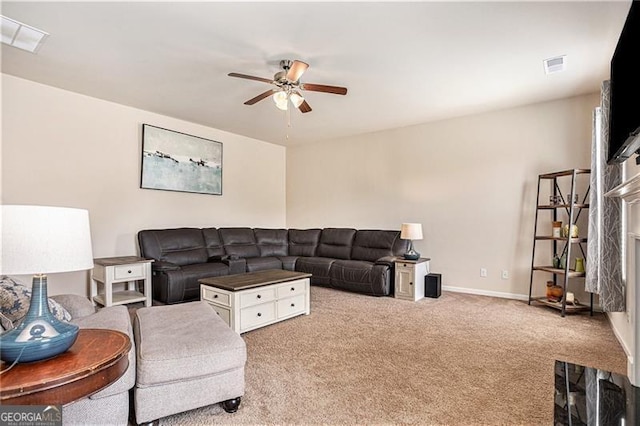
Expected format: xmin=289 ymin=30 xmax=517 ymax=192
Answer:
xmin=1 ymin=74 xmax=286 ymax=295
xmin=287 ymin=93 xmax=599 ymax=299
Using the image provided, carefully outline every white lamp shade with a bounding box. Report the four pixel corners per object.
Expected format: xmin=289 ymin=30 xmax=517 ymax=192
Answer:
xmin=400 ymin=223 xmax=423 ymax=240
xmin=1 ymin=205 xmax=94 ymax=275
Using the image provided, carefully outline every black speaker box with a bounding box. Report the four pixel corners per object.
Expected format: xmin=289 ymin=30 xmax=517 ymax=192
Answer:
xmin=425 ymin=273 xmax=441 ymax=298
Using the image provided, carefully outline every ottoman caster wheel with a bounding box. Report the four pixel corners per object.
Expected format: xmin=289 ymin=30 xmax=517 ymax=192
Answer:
xmin=221 ymin=397 xmax=242 ymax=413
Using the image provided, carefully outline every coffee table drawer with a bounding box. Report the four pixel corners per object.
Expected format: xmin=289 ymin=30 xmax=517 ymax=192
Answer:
xmin=210 ymin=304 xmax=231 ymax=326
xmin=276 ymin=279 xmax=307 ymax=298
xmin=240 ymin=287 xmax=276 ymax=308
xmin=240 ymin=302 xmax=276 ymax=331
xmin=201 ymin=287 xmax=231 ymax=307
xmin=277 ymin=294 xmax=306 ymax=318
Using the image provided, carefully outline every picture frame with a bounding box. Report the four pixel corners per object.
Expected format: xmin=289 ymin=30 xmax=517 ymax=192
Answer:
xmin=140 ymin=124 xmax=223 ymax=195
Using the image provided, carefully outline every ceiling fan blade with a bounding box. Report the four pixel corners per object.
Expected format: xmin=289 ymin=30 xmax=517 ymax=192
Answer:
xmin=297 ymin=100 xmax=312 ymax=113
xmin=301 ymin=83 xmax=348 ymax=95
xmin=228 ymin=72 xmax=274 ymax=84
xmin=244 ymin=90 xmax=275 ymax=105
xmin=286 ymin=60 xmax=309 ymax=82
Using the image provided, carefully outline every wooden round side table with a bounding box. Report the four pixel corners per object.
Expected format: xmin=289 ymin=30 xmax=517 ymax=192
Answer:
xmin=0 ymin=328 xmax=131 ymax=406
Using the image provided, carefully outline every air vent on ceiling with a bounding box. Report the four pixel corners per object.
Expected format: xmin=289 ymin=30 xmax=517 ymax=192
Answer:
xmin=1 ymin=15 xmax=48 ymax=53
xmin=544 ymin=55 xmax=567 ymax=75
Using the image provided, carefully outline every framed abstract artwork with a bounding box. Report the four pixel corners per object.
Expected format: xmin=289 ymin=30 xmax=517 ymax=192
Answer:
xmin=140 ymin=124 xmax=222 ymax=195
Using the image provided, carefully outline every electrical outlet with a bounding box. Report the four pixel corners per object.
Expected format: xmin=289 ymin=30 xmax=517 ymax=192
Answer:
xmin=480 ymin=268 xmax=487 ymax=277
xmin=501 ymin=270 xmax=509 ymax=279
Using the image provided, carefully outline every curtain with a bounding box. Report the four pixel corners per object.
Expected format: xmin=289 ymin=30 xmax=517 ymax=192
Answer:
xmin=585 ymin=81 xmax=625 ymax=311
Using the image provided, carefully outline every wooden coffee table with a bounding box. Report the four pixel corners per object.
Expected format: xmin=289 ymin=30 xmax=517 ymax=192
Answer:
xmin=0 ymin=328 xmax=131 ymax=406
xmin=200 ymin=269 xmax=312 ymax=333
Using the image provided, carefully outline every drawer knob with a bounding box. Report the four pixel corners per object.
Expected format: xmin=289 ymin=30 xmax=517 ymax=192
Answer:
xmin=257 ymin=312 xmax=262 ymax=317
xmin=291 ymin=303 xmax=295 ymax=307
xmin=291 ymin=287 xmax=295 ymax=291
xmin=410 ymin=282 xmax=413 ymax=285
xmin=257 ymin=294 xmax=261 ymax=299
xmin=214 ymin=294 xmax=218 ymax=298
xmin=128 ymin=270 xmax=132 ymax=274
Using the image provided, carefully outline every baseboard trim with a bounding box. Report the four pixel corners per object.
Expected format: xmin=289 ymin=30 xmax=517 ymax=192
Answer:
xmin=442 ymin=285 xmax=529 ymax=301
xmin=605 ymin=312 xmax=635 ymax=381
xmin=442 ymin=286 xmax=604 ymax=312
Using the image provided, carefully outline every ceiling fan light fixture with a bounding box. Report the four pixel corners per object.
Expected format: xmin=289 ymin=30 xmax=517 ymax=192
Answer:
xmin=290 ymin=92 xmax=304 ymax=108
xmin=273 ymin=91 xmax=288 ymax=110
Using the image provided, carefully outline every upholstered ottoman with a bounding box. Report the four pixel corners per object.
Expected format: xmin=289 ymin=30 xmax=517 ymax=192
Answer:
xmin=133 ymin=301 xmax=246 ymax=424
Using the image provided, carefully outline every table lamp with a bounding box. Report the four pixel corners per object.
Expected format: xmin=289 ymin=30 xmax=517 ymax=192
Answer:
xmin=0 ymin=205 xmax=94 ymax=363
xmin=400 ymin=223 xmax=423 ymax=260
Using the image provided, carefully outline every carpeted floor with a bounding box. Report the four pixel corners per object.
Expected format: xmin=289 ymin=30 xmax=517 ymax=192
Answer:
xmin=157 ymin=286 xmax=626 ymax=425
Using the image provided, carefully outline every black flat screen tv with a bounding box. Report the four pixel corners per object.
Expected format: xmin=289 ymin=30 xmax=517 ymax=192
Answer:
xmin=608 ymin=0 xmax=640 ymax=164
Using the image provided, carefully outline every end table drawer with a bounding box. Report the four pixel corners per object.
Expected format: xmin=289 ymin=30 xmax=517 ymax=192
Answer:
xmin=240 ymin=302 xmax=276 ymax=331
xmin=201 ymin=287 xmax=230 ymax=307
xmin=114 ymin=264 xmax=145 ymax=280
xmin=276 ymin=279 xmax=307 ymax=298
xmin=210 ymin=304 xmax=231 ymax=326
xmin=240 ymin=288 xmax=276 ymax=308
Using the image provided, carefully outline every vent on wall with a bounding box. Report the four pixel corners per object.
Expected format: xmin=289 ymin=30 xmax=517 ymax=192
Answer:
xmin=544 ymin=55 xmax=567 ymax=74
xmin=1 ymin=15 xmax=48 ymax=53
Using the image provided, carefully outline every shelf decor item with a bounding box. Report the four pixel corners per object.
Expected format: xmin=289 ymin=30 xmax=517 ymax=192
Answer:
xmin=552 ymin=221 xmax=562 ymax=238
xmin=546 ymin=281 xmax=563 ymax=302
xmin=400 ymin=223 xmax=423 ymax=260
xmin=575 ymin=258 xmax=585 ymax=273
xmin=0 ymin=205 xmax=94 ymax=363
xmin=562 ymin=224 xmax=579 ymax=238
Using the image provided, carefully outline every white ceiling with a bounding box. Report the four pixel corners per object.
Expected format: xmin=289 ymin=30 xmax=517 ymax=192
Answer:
xmin=0 ymin=1 xmax=631 ymax=146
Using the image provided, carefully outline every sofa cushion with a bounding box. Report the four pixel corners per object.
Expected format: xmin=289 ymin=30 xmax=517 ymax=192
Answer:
xmin=246 ymin=257 xmax=283 ymax=272
xmin=180 ymin=263 xmax=230 ymax=300
xmin=278 ymin=256 xmax=298 ymax=271
xmin=255 ymin=228 xmax=288 ymax=257
xmin=134 ymin=302 xmax=246 ymax=386
xmin=289 ymin=229 xmax=321 ymax=257
xmin=351 ymin=230 xmax=401 ymax=262
xmin=330 ymin=260 xmax=392 ymax=296
xmin=329 ymin=259 xmax=373 ymax=288
xmin=202 ymin=228 xmax=226 ymax=258
xmin=316 ymin=228 xmax=357 ymax=260
xmin=294 ymin=257 xmax=335 ymax=286
xmin=219 ymin=228 xmax=260 ymax=258
xmin=138 ymin=228 xmax=208 ymax=266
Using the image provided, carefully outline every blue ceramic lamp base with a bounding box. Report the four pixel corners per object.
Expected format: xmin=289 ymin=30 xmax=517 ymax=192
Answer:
xmin=403 ymin=250 xmax=420 ymax=260
xmin=0 ymin=275 xmax=79 ymax=363
xmin=403 ymin=240 xmax=421 ymax=260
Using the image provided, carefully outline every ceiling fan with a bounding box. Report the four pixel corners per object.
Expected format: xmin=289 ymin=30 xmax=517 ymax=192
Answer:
xmin=228 ymin=59 xmax=348 ymax=113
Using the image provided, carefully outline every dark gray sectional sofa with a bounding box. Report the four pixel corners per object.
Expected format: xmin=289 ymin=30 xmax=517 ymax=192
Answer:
xmin=138 ymin=227 xmax=409 ymax=304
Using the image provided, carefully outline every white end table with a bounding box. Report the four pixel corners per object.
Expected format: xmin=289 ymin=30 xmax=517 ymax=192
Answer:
xmin=91 ymin=256 xmax=153 ymax=307
xmin=394 ymin=257 xmax=430 ymax=301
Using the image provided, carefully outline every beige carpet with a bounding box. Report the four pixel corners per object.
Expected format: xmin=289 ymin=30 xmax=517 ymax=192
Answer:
xmin=159 ymin=287 xmax=627 ymax=425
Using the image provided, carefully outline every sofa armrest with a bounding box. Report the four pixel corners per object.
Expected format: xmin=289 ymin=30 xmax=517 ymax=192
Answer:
xmin=152 ymin=261 xmax=181 ymax=272
xmin=50 ymin=294 xmax=96 ymax=319
xmin=222 ymin=257 xmax=246 ymax=274
xmin=374 ymin=256 xmax=398 ymax=267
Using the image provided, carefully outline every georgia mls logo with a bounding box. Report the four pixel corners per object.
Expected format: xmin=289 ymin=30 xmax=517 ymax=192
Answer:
xmin=0 ymin=404 xmax=62 ymax=426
